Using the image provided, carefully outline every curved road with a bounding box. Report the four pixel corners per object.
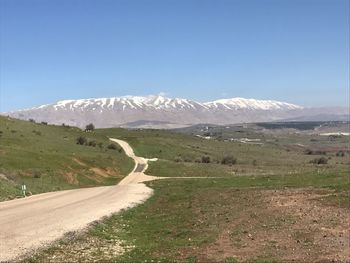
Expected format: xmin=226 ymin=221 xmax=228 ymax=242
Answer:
xmin=0 ymin=138 xmax=156 ymax=262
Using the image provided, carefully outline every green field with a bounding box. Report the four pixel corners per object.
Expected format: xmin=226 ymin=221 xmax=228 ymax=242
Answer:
xmin=26 ymin=173 xmax=349 ymax=262
xmin=23 ymin=124 xmax=349 ymax=263
xmin=0 ymin=116 xmax=134 ymax=200
xmin=96 ymin=126 xmax=349 ymax=178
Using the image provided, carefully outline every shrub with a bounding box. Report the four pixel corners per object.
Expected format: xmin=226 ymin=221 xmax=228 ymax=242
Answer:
xmin=174 ymin=157 xmax=183 ymax=162
xmin=194 ymin=157 xmax=202 ymax=163
xmin=183 ymin=157 xmax=192 ymax=162
xmin=85 ymin=123 xmax=95 ymax=132
xmin=107 ymin=143 xmax=118 ymax=150
xmin=221 ymin=155 xmax=237 ymax=165
xmin=305 ymin=149 xmax=313 ymax=155
xmin=76 ymin=136 xmax=87 ymax=145
xmin=310 ymin=157 xmax=328 ymax=165
xmin=33 ymin=171 xmax=41 ymax=178
xmin=41 ymin=121 xmax=48 ymax=125
xmin=336 ymin=151 xmax=345 ymax=157
xmin=88 ymin=140 xmax=97 ymax=147
xmin=201 ymin=155 xmax=211 ymax=163
xmin=305 ymin=149 xmax=326 ymax=155
xmin=32 ymin=130 xmax=42 ymax=136
xmin=29 ymin=119 xmax=36 ymax=123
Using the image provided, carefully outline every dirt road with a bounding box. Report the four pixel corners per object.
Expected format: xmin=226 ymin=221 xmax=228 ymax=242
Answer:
xmin=0 ymin=138 xmax=155 ymax=262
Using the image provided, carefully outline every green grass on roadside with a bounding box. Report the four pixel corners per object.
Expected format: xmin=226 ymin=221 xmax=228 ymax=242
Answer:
xmin=0 ymin=117 xmax=134 ymax=200
xmin=27 ymin=171 xmax=349 ymax=262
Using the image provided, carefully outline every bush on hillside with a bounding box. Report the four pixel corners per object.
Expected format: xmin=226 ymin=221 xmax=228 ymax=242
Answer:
xmin=32 ymin=130 xmax=42 ymax=136
xmin=41 ymin=121 xmax=48 ymax=125
xmin=310 ymin=157 xmax=328 ymax=165
xmin=174 ymin=156 xmax=183 ymax=162
xmin=97 ymin=142 xmax=103 ymax=149
xmin=183 ymin=157 xmax=192 ymax=162
xmin=221 ymin=155 xmax=237 ymax=165
xmin=336 ymin=151 xmax=345 ymax=157
xmin=201 ymin=155 xmax=211 ymax=163
xmin=107 ymin=143 xmax=118 ymax=150
xmin=76 ymin=136 xmax=87 ymax=145
xmin=194 ymin=157 xmax=201 ymax=163
xmin=305 ymin=149 xmax=326 ymax=155
xmin=88 ymin=140 xmax=97 ymax=147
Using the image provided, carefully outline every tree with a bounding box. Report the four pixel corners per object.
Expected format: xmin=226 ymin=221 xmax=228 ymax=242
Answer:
xmin=85 ymin=123 xmax=95 ymax=132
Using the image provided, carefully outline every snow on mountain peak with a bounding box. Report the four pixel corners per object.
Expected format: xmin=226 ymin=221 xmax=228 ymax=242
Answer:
xmin=29 ymin=95 xmax=302 ymax=112
xmin=205 ymin=97 xmax=302 ymax=110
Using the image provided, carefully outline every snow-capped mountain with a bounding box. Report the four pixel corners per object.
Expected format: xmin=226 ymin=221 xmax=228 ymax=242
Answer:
xmin=204 ymin=98 xmax=301 ymax=110
xmin=5 ymin=95 xmax=347 ymax=128
xmin=49 ymin=96 xmax=205 ymax=111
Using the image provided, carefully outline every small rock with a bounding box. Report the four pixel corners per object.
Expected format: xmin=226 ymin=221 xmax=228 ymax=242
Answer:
xmin=248 ymin=233 xmax=254 ymax=240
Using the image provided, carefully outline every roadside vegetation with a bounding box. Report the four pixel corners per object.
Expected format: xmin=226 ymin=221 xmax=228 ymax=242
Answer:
xmin=0 ymin=116 xmax=134 ymax=201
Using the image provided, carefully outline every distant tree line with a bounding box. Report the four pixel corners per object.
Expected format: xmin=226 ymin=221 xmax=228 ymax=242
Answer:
xmin=174 ymin=154 xmax=237 ymax=165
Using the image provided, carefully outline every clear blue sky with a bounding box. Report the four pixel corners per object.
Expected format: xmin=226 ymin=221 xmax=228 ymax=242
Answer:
xmin=0 ymin=0 xmax=349 ymax=112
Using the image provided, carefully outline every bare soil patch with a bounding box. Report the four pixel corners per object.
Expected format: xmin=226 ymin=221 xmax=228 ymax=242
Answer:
xmin=73 ymin=158 xmax=88 ymax=167
xmin=63 ymin=172 xmax=78 ymax=184
xmin=188 ymin=189 xmax=349 ymax=262
xmin=90 ymin=167 xmax=115 ymax=177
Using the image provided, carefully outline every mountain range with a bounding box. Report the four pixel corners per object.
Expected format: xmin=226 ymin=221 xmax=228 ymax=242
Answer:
xmin=5 ymin=95 xmax=349 ymax=128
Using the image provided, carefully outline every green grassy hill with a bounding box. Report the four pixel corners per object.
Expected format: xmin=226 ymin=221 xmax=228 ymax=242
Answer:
xmin=0 ymin=116 xmax=134 ymax=201
xmin=1 ymin=118 xmax=347 ymax=202
xmin=96 ymin=127 xmax=349 ymax=178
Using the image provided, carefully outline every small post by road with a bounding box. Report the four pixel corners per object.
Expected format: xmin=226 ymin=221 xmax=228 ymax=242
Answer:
xmin=21 ymin=183 xmax=27 ymax=197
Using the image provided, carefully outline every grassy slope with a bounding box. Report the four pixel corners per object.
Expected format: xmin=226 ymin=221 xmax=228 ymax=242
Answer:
xmin=0 ymin=117 xmax=134 ymax=200
xmin=97 ymin=128 xmax=349 ymax=178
